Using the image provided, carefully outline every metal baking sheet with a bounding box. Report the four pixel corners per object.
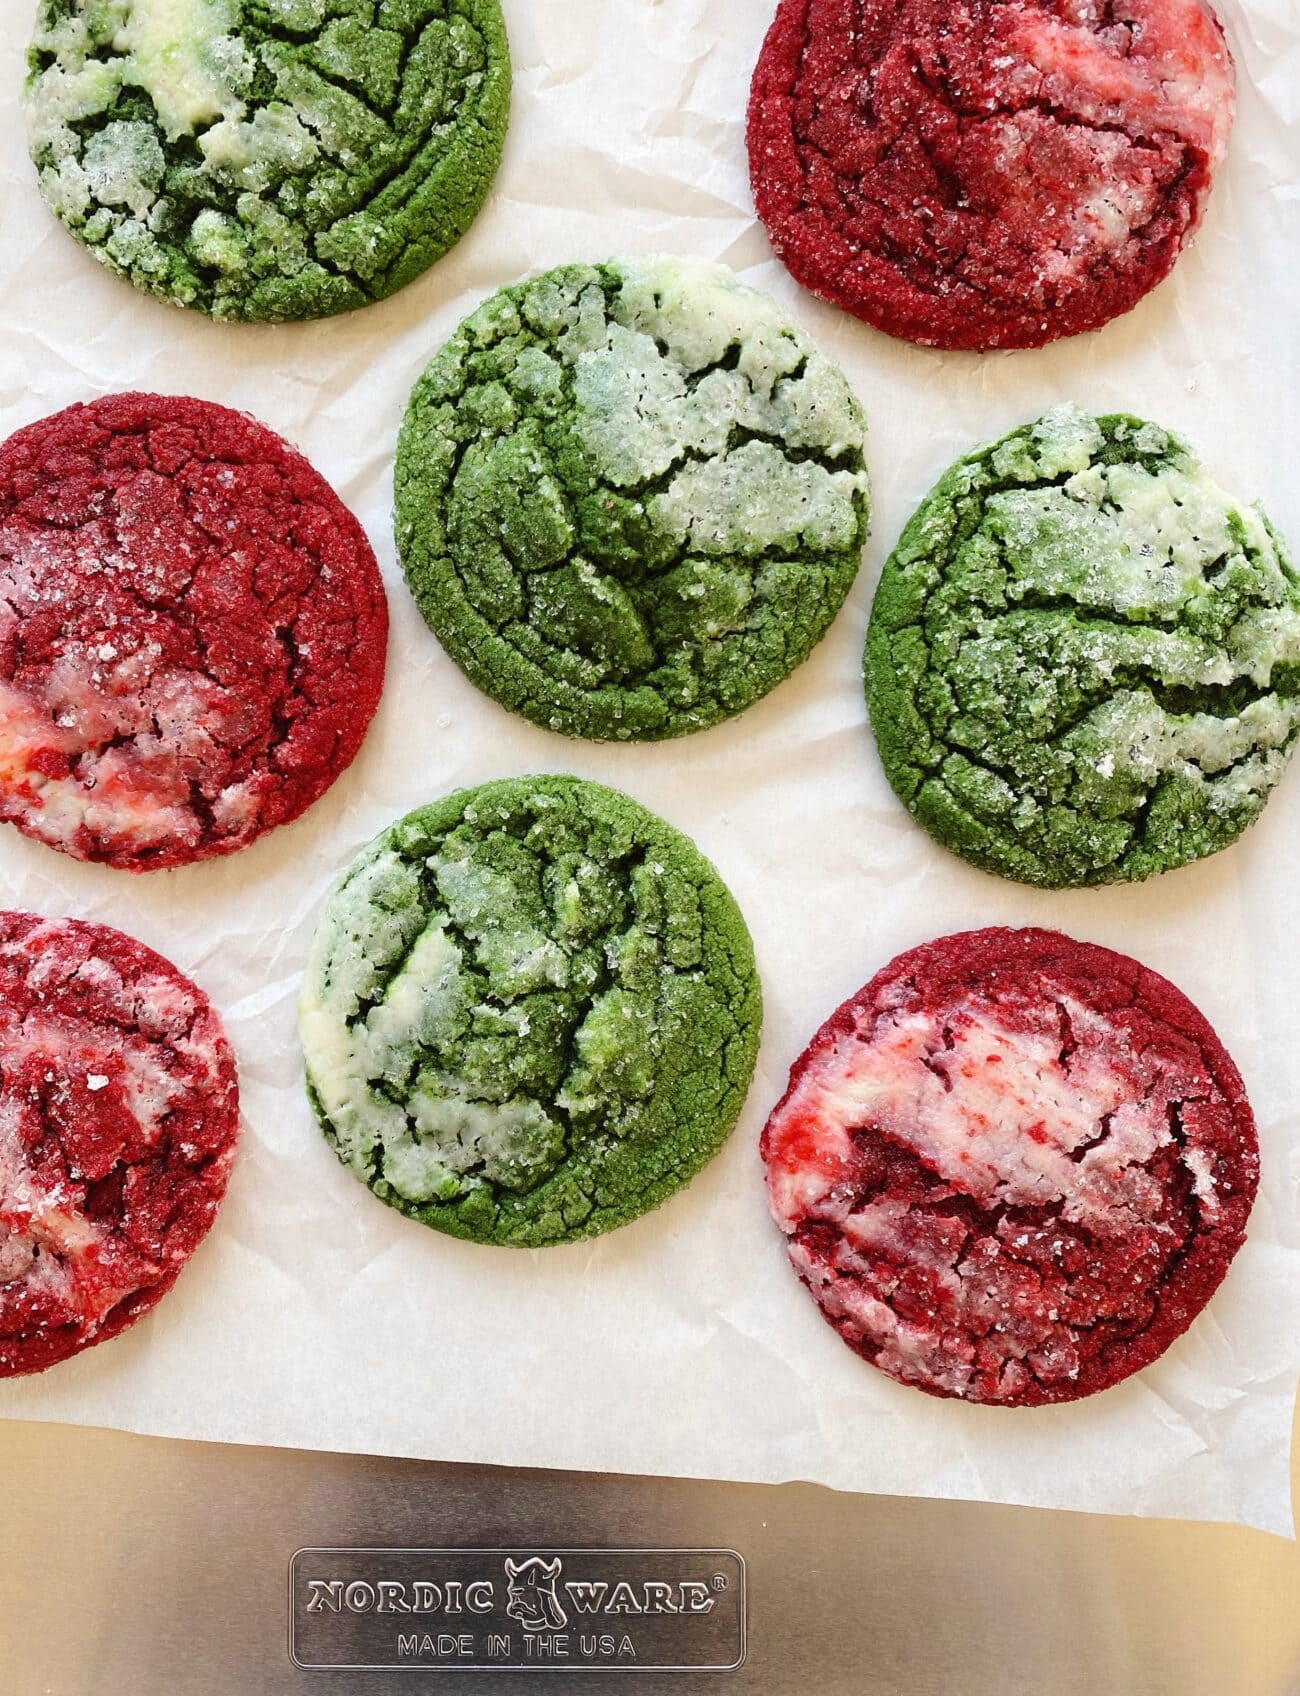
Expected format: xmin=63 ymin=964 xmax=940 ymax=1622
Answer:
xmin=1 ymin=1416 xmax=1297 ymax=1695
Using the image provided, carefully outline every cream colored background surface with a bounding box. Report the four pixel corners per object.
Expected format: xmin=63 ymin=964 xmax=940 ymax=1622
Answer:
xmin=0 ymin=0 xmax=1297 ymax=1533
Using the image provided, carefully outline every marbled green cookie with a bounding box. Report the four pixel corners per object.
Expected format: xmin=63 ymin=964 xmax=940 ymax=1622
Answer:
xmin=299 ymin=776 xmax=762 ymax=1246
xmin=396 ymin=257 xmax=871 ymax=740
xmin=867 ymin=407 xmax=1300 ymax=888
xmin=26 ymin=0 xmax=510 ymax=322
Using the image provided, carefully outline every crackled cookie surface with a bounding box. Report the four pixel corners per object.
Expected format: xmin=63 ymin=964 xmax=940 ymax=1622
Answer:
xmin=300 ymin=776 xmax=761 ymax=1246
xmin=748 ymin=0 xmax=1234 ymax=349
xmin=26 ymin=0 xmax=510 ymax=321
xmin=0 ymin=912 xmax=239 ymax=1377
xmin=396 ymin=258 xmax=870 ymax=740
xmin=762 ymin=927 xmax=1257 ymax=1406
xmin=0 ymin=393 xmax=387 ymax=872
xmin=867 ymin=407 xmax=1300 ymax=887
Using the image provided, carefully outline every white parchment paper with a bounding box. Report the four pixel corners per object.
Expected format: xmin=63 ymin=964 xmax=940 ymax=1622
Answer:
xmin=1 ymin=0 xmax=1297 ymax=1536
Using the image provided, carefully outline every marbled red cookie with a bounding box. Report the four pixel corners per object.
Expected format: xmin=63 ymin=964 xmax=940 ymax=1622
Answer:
xmin=762 ymin=927 xmax=1257 ymax=1405
xmin=747 ymin=0 xmax=1235 ymax=350
xmin=0 ymin=912 xmax=240 ymax=1377
xmin=0 ymin=394 xmax=388 ymax=871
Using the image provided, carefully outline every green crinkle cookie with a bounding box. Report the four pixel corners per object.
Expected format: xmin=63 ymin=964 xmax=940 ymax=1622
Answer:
xmin=299 ymin=775 xmax=763 ymax=1246
xmin=396 ymin=257 xmax=871 ymax=740
xmin=26 ymin=0 xmax=511 ymax=322
xmin=866 ymin=406 xmax=1300 ymax=888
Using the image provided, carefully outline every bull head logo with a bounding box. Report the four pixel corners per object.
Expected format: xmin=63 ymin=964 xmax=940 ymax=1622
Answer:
xmin=504 ymin=1557 xmax=568 ymax=1632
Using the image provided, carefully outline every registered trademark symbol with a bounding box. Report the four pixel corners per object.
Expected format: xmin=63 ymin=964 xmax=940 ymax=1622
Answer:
xmin=711 ymin=1574 xmax=728 ymax=1591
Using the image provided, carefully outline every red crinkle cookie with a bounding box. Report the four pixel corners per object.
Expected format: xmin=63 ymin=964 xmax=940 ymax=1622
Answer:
xmin=0 ymin=912 xmax=240 ymax=1377
xmin=747 ymin=0 xmax=1235 ymax=350
xmin=761 ymin=927 xmax=1258 ymax=1406
xmin=0 ymin=393 xmax=387 ymax=871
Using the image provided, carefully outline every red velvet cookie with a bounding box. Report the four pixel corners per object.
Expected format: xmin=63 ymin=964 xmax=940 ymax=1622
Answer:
xmin=762 ymin=928 xmax=1257 ymax=1405
xmin=0 ymin=912 xmax=240 ymax=1377
xmin=0 ymin=394 xmax=388 ymax=871
xmin=747 ymin=0 xmax=1235 ymax=350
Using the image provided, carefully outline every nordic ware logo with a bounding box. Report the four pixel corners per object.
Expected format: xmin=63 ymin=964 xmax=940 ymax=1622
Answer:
xmin=290 ymin=1547 xmax=746 ymax=1672
xmin=505 ymin=1557 xmax=569 ymax=1632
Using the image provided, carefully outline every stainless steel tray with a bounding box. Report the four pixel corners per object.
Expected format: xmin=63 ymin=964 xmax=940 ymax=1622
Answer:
xmin=1 ymin=1414 xmax=1296 ymax=1694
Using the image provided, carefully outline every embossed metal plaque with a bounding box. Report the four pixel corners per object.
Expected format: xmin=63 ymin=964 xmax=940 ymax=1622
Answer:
xmin=289 ymin=1547 xmax=745 ymax=1672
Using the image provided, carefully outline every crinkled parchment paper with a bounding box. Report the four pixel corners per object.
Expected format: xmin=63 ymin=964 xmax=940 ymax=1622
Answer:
xmin=0 ymin=0 xmax=1297 ymax=1535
